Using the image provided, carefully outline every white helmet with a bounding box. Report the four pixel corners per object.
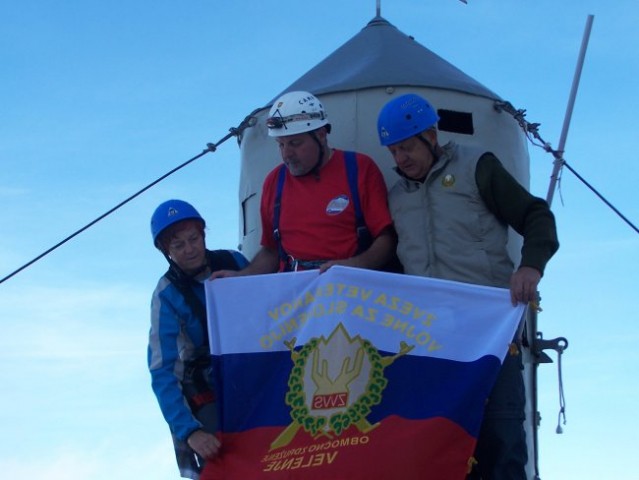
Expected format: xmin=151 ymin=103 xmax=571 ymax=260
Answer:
xmin=266 ymin=91 xmax=329 ymax=137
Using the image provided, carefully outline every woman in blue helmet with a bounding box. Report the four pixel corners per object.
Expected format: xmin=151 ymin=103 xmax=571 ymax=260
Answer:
xmin=377 ymin=94 xmax=559 ymax=480
xmin=147 ymin=199 xmax=248 ymax=480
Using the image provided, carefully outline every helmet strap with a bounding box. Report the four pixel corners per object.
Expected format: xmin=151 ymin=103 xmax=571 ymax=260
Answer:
xmin=417 ymin=133 xmax=439 ymax=162
xmin=163 ymin=251 xmax=209 ymax=281
xmin=306 ymin=130 xmax=326 ymax=178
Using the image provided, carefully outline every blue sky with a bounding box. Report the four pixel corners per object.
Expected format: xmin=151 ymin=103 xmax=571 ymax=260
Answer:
xmin=1 ymin=1 xmax=638 ymax=479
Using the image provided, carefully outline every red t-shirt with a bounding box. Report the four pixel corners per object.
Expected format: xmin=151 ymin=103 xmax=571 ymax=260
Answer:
xmin=260 ymin=149 xmax=392 ymax=266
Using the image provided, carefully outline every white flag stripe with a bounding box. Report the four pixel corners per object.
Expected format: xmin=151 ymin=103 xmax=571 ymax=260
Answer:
xmin=206 ymin=266 xmax=524 ymax=362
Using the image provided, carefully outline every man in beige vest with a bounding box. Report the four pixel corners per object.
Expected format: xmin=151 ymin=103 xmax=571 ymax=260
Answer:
xmin=377 ymin=93 xmax=559 ymax=480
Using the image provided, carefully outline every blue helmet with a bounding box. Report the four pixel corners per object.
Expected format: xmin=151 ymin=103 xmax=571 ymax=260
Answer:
xmin=377 ymin=94 xmax=439 ymax=146
xmin=150 ymin=199 xmax=204 ymax=248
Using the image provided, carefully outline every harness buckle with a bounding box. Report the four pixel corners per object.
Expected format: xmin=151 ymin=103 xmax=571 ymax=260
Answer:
xmin=286 ymin=255 xmax=299 ymax=272
xmin=285 ymin=255 xmax=325 ymax=272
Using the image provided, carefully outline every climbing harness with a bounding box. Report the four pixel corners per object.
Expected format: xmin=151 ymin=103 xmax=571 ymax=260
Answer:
xmin=273 ymin=151 xmax=372 ymax=271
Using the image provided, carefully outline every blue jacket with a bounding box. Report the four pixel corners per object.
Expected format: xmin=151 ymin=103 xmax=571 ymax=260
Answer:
xmin=147 ymin=249 xmax=247 ymax=441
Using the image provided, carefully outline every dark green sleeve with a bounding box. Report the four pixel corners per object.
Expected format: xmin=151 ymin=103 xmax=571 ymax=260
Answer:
xmin=476 ymin=153 xmax=559 ymax=275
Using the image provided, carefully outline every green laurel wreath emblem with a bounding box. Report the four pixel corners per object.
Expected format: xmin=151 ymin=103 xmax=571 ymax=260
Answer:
xmin=285 ymin=338 xmax=387 ymax=436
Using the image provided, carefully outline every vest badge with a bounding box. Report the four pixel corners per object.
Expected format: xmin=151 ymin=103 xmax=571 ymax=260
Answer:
xmin=441 ymin=174 xmax=455 ymax=187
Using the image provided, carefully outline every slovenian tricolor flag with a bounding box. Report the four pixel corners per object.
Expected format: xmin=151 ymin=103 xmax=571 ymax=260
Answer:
xmin=202 ymin=266 xmax=524 ymax=480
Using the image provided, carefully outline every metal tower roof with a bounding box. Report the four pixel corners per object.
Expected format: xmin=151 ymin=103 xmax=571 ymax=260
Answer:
xmin=274 ymin=16 xmax=500 ymax=102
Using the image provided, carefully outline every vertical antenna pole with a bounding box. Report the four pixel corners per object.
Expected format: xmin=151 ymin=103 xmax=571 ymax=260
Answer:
xmin=376 ymin=0 xmax=381 ymax=17
xmin=546 ymin=14 xmax=595 ymax=206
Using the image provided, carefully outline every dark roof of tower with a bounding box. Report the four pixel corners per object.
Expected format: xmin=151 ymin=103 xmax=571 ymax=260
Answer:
xmin=272 ymin=16 xmax=500 ymax=103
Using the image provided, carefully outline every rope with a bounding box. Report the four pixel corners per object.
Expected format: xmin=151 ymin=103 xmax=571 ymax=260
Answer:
xmin=494 ymin=101 xmax=639 ymax=235
xmin=555 ymin=345 xmax=567 ymax=434
xmin=0 ymin=110 xmax=260 ymax=285
xmin=562 ymin=160 xmax=639 ymax=234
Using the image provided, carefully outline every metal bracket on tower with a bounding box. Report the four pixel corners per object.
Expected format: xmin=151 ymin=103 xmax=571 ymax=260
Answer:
xmin=533 ymin=333 xmax=568 ymax=364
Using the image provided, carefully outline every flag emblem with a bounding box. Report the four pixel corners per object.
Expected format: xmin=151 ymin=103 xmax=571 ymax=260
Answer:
xmin=271 ymin=323 xmax=414 ymax=450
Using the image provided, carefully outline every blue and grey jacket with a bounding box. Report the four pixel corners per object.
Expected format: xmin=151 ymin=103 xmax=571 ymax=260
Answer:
xmin=147 ymin=249 xmax=247 ymax=442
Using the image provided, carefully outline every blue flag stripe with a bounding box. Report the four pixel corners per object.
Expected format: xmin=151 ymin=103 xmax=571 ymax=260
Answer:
xmin=213 ymin=350 xmax=500 ymax=436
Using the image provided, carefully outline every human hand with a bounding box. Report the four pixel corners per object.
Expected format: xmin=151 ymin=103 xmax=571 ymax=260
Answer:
xmin=509 ymin=266 xmax=541 ymax=306
xmin=210 ymin=269 xmax=240 ymax=280
xmin=318 ymin=261 xmax=337 ymax=273
xmin=318 ymin=257 xmax=361 ymax=273
xmin=187 ymin=429 xmax=221 ymax=460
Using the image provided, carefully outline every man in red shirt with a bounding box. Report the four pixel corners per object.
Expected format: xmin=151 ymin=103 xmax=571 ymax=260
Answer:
xmin=214 ymin=90 xmax=396 ymax=276
xmin=204 ymin=92 xmax=396 ymax=480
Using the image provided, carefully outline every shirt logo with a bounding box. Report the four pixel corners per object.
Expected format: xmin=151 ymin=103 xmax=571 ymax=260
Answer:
xmin=326 ymin=194 xmax=350 ymax=215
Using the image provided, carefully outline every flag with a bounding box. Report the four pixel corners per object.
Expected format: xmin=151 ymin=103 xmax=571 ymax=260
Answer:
xmin=202 ymin=266 xmax=524 ymax=480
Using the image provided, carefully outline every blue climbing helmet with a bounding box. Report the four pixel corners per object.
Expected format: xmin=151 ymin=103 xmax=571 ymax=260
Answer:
xmin=150 ymin=199 xmax=204 ymax=249
xmin=377 ymin=94 xmax=439 ymax=146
